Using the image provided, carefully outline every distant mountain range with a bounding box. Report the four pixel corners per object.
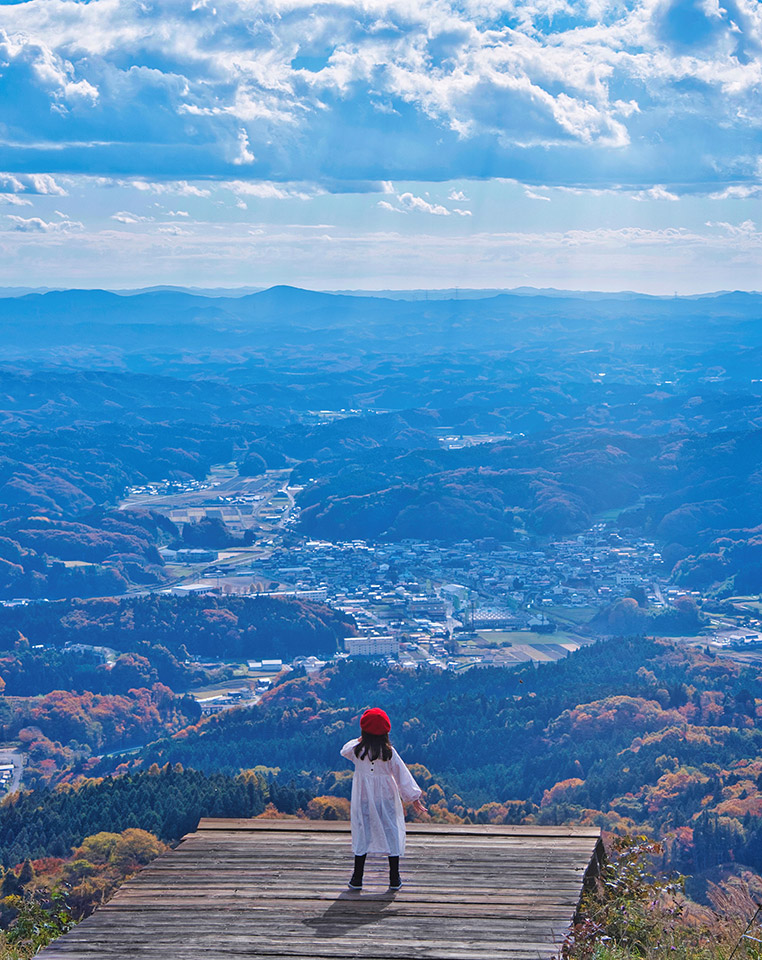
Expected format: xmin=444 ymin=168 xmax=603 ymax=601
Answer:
xmin=1 ymin=284 xmax=761 ymax=378
xmin=0 ymin=284 xmax=753 ymax=301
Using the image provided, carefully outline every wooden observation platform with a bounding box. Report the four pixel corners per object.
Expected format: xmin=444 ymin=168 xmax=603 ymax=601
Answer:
xmin=39 ymin=819 xmax=603 ymax=960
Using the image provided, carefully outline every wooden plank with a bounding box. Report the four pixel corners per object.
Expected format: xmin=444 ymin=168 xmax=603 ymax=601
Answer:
xmin=38 ymin=920 xmax=572 ymax=930
xmin=38 ymin=927 xmax=570 ymax=950
xmin=110 ymin=890 xmax=583 ymax=907
xmin=102 ymin=902 xmax=576 ymax=919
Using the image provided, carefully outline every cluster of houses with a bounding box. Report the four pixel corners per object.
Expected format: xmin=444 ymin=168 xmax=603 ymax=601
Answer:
xmin=228 ymin=523 xmax=665 ymax=629
xmin=125 ymin=478 xmax=211 ymax=498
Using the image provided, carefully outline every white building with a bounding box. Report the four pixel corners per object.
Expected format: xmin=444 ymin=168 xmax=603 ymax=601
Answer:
xmin=262 ymin=588 xmax=329 ymax=602
xmin=615 ymin=572 xmax=645 ymax=588
xmin=345 ymin=636 xmax=400 ymax=657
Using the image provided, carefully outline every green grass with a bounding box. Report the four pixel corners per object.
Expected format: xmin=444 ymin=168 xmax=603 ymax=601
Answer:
xmin=187 ymin=675 xmax=251 ymax=700
xmin=542 ymin=605 xmax=597 ymax=626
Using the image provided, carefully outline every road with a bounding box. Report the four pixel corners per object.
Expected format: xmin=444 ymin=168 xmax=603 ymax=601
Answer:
xmin=0 ymin=746 xmax=23 ymax=794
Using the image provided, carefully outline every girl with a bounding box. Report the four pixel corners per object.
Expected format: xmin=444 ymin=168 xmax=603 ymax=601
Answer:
xmin=340 ymin=707 xmax=427 ymax=891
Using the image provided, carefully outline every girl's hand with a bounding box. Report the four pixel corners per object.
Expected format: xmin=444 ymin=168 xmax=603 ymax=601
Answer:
xmin=412 ymin=799 xmax=427 ymax=816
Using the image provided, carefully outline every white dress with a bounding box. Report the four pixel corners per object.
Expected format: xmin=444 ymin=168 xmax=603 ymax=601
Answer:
xmin=340 ymin=737 xmax=423 ymax=856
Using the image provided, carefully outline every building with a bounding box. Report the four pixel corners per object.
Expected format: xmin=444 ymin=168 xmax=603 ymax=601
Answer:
xmin=176 ymin=549 xmax=219 ymax=563
xmin=468 ymin=610 xmax=522 ymax=630
xmin=407 ymin=596 xmax=447 ymax=620
xmin=615 ymin=572 xmax=645 ymax=588
xmin=262 ymin=588 xmax=329 ymax=602
xmin=345 ymin=636 xmax=400 ymax=657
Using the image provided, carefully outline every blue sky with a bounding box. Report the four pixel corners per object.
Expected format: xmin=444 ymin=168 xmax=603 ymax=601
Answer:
xmin=1 ymin=0 xmax=762 ymax=292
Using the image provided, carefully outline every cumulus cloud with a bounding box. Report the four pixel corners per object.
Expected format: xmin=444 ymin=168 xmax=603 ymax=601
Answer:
xmin=709 ymin=184 xmax=762 ymax=200
xmin=233 ymin=129 xmax=256 ymax=166
xmin=398 ymin=193 xmax=453 ymax=216
xmin=111 ymin=211 xmax=153 ymax=224
xmin=0 ymin=0 xmax=761 ymax=190
xmin=0 ymin=194 xmax=32 ymax=207
xmin=706 ymin=219 xmax=759 ymax=237
xmin=635 ymin=185 xmax=680 ymax=202
xmin=6 ymin=214 xmax=82 ymax=232
xmin=0 ymin=173 xmax=66 ymax=195
xmin=380 ymin=190 xmax=473 ymax=215
xmin=224 ymin=181 xmax=317 ymax=201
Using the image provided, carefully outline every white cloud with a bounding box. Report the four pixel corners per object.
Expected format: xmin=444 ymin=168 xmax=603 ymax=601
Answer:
xmin=635 ymin=185 xmax=680 ymax=202
xmin=0 ymin=172 xmax=66 ymax=195
xmin=111 ymin=210 xmax=153 ymax=223
xmin=129 ymin=181 xmax=211 ymax=198
xmin=379 ymin=190 xmax=474 ymax=216
xmin=397 ymin=192 xmax=454 ymax=215
xmin=0 ymin=194 xmax=32 ymax=207
xmin=225 ymin=181 xmax=317 ymax=200
xmin=525 ymin=189 xmax=551 ymax=201
xmin=448 ymin=190 xmax=468 ymax=201
xmin=708 ymin=184 xmax=762 ymax=200
xmin=6 ymin=214 xmax=82 ymax=232
xmin=233 ymin=129 xmax=256 ymax=166
xmin=706 ymin=219 xmax=759 ymax=237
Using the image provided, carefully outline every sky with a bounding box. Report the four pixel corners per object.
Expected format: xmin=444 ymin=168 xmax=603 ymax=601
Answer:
xmin=1 ymin=0 xmax=762 ymax=292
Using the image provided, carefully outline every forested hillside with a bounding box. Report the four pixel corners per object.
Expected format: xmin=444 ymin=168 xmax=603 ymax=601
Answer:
xmin=0 ymin=593 xmax=355 ymax=668
xmin=0 ymin=765 xmax=308 ymax=867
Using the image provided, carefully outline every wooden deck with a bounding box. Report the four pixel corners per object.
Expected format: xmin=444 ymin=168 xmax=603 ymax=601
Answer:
xmin=39 ymin=819 xmax=603 ymax=960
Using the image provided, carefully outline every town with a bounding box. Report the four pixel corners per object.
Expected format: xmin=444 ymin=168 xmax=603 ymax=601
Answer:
xmin=121 ymin=467 xmax=762 ymax=698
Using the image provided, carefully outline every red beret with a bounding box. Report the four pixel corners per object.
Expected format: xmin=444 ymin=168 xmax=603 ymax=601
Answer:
xmin=360 ymin=708 xmax=391 ymax=735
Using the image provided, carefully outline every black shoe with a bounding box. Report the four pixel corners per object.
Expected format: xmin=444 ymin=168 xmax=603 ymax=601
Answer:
xmin=348 ymin=877 xmax=363 ymax=890
xmin=389 ymin=876 xmax=402 ymax=890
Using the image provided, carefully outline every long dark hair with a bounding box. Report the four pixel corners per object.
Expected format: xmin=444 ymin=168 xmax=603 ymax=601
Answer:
xmin=354 ymin=731 xmax=393 ymax=762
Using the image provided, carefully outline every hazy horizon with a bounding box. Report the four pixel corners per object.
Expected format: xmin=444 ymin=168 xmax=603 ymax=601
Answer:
xmin=1 ymin=283 xmax=760 ymax=301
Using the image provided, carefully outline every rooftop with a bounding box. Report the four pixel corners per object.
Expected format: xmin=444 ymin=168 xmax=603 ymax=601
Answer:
xmin=39 ymin=819 xmax=603 ymax=960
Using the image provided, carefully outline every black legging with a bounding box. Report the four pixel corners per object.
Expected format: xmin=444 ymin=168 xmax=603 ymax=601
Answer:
xmin=351 ymin=854 xmax=400 ymax=884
